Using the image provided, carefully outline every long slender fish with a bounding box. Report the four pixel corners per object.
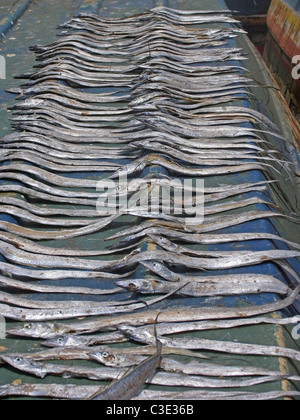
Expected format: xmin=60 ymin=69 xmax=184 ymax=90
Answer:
xmin=8 ymin=287 xmax=299 ymax=338
xmin=1 ymin=354 xmax=296 ymax=394
xmin=119 ymin=326 xmax=300 ymax=362
xmin=0 ymin=384 xmax=298 ymax=400
xmin=0 ymin=274 xmax=123 ymax=296
xmin=90 ymin=340 xmax=162 ymax=400
xmin=135 ymin=390 xmax=300 ymax=401
xmin=110 ymin=229 xmax=300 ymax=252
xmin=57 ymin=316 xmax=299 ymax=347
xmin=0 ymin=261 xmax=135 ymax=281
xmin=116 ymin=276 xmax=289 ymax=297
xmin=91 ymin=352 xmax=291 ymax=379
xmin=0 ymin=289 xmax=175 ymax=321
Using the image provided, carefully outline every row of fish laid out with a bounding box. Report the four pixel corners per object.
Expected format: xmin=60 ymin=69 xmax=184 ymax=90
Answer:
xmin=0 ymin=7 xmax=299 ymax=400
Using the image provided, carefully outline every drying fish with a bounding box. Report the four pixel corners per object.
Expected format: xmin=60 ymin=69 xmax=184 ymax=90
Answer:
xmin=124 ymin=248 xmax=300 ymax=273
xmin=148 ymin=234 xmax=300 ymax=258
xmin=131 ymin=133 xmax=271 ymax=152
xmin=7 ymin=235 xmax=300 ymax=274
xmin=136 ymin=141 xmax=289 ymax=165
xmin=0 ymin=291 xmax=136 ymax=310
xmin=135 ymin=390 xmax=300 ymax=401
xmin=138 ymin=114 xmax=288 ymax=142
xmin=0 ymin=184 xmax=99 ymax=207
xmin=1 ymin=145 xmax=133 ymax=162
xmin=0 ymin=383 xmax=100 ymax=400
xmin=109 ymin=154 xmax=273 ymax=178
xmin=0 ymin=239 xmax=133 ymax=270
xmin=110 ymin=229 xmax=300 ymax=252
xmin=43 ymin=333 xmax=129 ymax=348
xmin=10 ymin=82 xmax=131 ymax=104
xmin=0 ymin=163 xmax=117 ymax=188
xmin=0 ymin=260 xmax=134 ymax=281
xmin=138 ymin=60 xmax=248 ymax=75
xmin=0 ymin=198 xmax=101 ymax=218
xmin=0 ymin=289 xmax=176 ymax=321
xmin=3 ymin=132 xmax=132 ymax=152
xmin=107 ymin=211 xmax=300 ymax=243
xmin=116 ymin=275 xmax=289 ymax=297
xmin=0 ymin=152 xmax=127 ymax=172
xmin=1 ymin=354 xmax=127 ymax=382
xmin=0 ymin=384 xmax=299 ymax=401
xmin=0 ymin=275 xmax=123 ymax=296
xmin=9 ymin=287 xmax=299 ymax=338
xmin=0 ymin=205 xmax=96 ymax=227
xmin=2 ymin=354 xmax=293 ymax=394
xmin=120 ymin=326 xmax=300 ymax=363
xmin=91 ymin=351 xmax=149 ymax=367
xmin=91 ymin=339 xmax=162 ymax=400
xmin=75 ymin=316 xmax=300 ymax=347
xmin=1 ymin=8 xmax=299 ymax=402
xmin=0 ymin=213 xmax=122 ymax=241
xmin=0 ymin=231 xmax=140 ymax=257
xmin=91 ymin=352 xmax=291 ymax=380
xmin=15 ymin=345 xmax=205 ymax=363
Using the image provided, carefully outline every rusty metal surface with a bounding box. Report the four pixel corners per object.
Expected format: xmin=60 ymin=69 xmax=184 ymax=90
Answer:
xmin=264 ymin=0 xmax=300 ymax=123
xmin=267 ymin=0 xmax=300 ymax=59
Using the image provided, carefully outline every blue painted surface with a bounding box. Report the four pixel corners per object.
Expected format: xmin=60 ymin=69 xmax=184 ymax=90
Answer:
xmin=225 ymin=0 xmax=271 ymax=15
xmin=78 ymin=0 xmax=103 ymax=15
xmin=0 ymin=0 xmax=31 ymax=37
xmin=285 ymin=0 xmax=300 ymax=13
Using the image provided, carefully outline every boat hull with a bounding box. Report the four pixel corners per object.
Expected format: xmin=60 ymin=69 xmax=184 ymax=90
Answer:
xmin=264 ymin=0 xmax=300 ymax=119
xmin=225 ymin=0 xmax=271 ymax=15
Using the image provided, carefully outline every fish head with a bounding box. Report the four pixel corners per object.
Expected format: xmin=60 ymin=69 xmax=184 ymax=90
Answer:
xmin=7 ymin=322 xmax=67 ymax=339
xmin=140 ymin=261 xmax=174 ymax=279
xmin=118 ymin=325 xmax=155 ymax=345
xmin=115 ymin=279 xmax=159 ymax=294
xmin=43 ymin=335 xmax=88 ymax=348
xmin=134 ymin=140 xmax=152 ymax=149
xmin=90 ymin=351 xmax=122 ymax=367
xmin=148 ymin=234 xmax=178 ymax=252
xmin=109 ymin=158 xmax=146 ymax=180
xmin=2 ymin=354 xmax=45 ymax=378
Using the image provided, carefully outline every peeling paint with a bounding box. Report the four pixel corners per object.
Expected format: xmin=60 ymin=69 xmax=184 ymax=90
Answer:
xmin=267 ymin=0 xmax=300 ymax=59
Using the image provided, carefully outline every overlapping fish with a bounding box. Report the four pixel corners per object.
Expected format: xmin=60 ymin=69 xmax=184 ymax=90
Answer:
xmin=0 ymin=6 xmax=299 ymax=400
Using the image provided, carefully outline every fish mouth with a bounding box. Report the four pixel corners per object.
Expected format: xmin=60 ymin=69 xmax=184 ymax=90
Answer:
xmin=140 ymin=261 xmax=159 ymax=271
xmin=115 ymin=281 xmax=137 ymax=293
xmin=6 ymin=327 xmax=30 ymax=337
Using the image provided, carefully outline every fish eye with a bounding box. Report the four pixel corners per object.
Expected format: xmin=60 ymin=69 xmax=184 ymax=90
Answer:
xmin=128 ymin=283 xmax=137 ymax=292
xmin=24 ymin=324 xmax=32 ymax=330
xmin=15 ymin=356 xmax=23 ymax=363
xmin=101 ymin=352 xmax=109 ymax=358
xmin=57 ymin=337 xmax=64 ymax=344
